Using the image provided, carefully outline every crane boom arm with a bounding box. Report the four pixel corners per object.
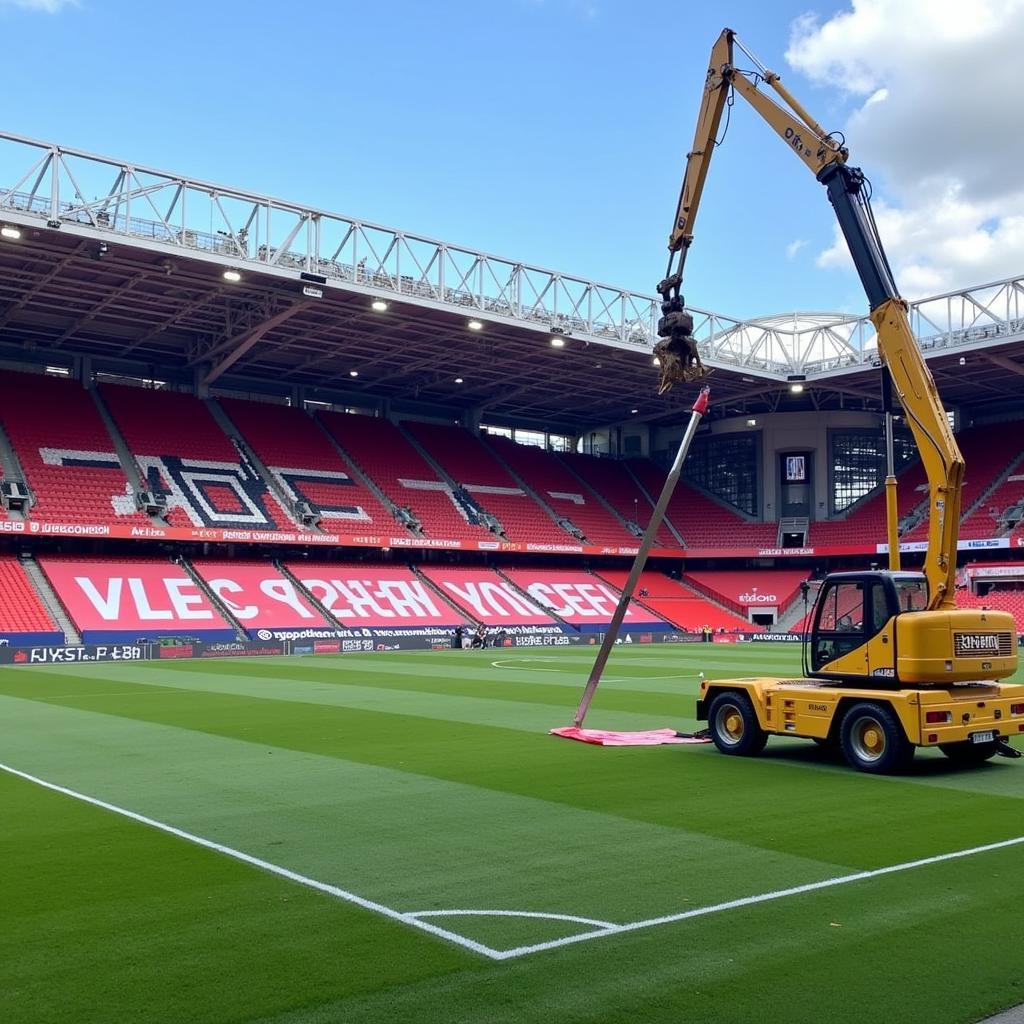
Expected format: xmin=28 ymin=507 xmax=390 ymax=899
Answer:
xmin=664 ymin=29 xmax=962 ymax=609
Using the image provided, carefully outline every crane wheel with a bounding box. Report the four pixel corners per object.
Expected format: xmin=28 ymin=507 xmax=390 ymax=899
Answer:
xmin=840 ymin=702 xmax=913 ymax=775
xmin=707 ymin=691 xmax=768 ymax=757
xmin=939 ymin=740 xmax=999 ymax=765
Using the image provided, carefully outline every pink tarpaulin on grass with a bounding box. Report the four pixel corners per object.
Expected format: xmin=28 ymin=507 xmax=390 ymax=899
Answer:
xmin=550 ymin=727 xmax=711 ymax=746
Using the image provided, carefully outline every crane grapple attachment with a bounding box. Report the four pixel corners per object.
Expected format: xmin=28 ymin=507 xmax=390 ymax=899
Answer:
xmin=654 ymin=314 xmax=710 ymax=393
xmin=655 ymin=272 xmax=710 ymax=393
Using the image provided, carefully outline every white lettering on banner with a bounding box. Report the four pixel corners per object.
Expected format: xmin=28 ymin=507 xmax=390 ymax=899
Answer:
xmin=75 ymin=576 xmax=122 ymax=621
xmin=74 ymin=575 xmax=211 ymax=621
xmin=128 ymin=578 xmax=174 ymax=620
xmin=259 ymin=579 xmax=315 ymax=619
xmin=441 ymin=580 xmax=543 ymax=618
xmin=208 ymin=579 xmax=259 ymax=620
xmin=164 ymin=578 xmax=212 ymax=620
xmin=526 ymin=581 xmax=631 ymax=619
xmin=376 ymin=580 xmax=440 ymax=618
xmin=878 ymin=538 xmax=1010 ymax=554
xmin=300 ymin=577 xmax=440 ymax=620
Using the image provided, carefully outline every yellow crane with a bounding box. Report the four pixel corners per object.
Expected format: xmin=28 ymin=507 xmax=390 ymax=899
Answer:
xmin=665 ymin=29 xmax=1024 ymax=773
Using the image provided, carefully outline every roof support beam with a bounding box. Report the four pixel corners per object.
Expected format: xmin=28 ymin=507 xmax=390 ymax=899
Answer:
xmin=201 ymin=303 xmax=308 ymax=385
xmin=0 ymin=241 xmax=88 ymax=330
xmin=985 ymin=352 xmax=1024 ymax=376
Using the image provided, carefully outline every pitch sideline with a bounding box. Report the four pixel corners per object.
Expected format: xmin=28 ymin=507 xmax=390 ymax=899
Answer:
xmin=3 ymin=760 xmax=1022 ymax=962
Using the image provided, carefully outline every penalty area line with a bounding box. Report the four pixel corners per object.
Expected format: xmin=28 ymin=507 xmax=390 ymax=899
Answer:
xmin=0 ymin=761 xmax=504 ymax=961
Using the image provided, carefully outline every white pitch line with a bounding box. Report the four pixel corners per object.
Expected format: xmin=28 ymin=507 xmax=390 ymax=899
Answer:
xmin=493 ymin=833 xmax=1024 ymax=959
xmin=407 ymin=909 xmax=618 ymax=929
xmin=0 ymin=762 xmax=504 ymax=962
xmin=490 ymin=658 xmax=626 ymax=682
xmin=4 ymin=760 xmax=1023 ymax=963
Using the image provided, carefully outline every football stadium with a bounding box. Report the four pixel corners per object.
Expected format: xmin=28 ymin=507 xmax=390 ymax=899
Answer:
xmin=2 ymin=4 xmax=1024 ymax=1023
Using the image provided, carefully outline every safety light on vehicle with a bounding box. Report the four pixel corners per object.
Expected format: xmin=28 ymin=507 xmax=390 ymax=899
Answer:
xmin=1011 ymin=703 xmax=1024 ymax=715
xmin=925 ymin=710 xmax=952 ymax=724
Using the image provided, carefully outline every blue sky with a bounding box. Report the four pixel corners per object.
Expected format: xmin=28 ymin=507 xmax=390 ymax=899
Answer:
xmin=0 ymin=0 xmax=991 ymax=319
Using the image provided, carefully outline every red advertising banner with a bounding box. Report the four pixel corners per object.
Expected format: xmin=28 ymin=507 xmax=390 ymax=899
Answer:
xmin=286 ymin=563 xmax=468 ymax=627
xmin=501 ymin=569 xmax=663 ymax=626
xmin=38 ymin=558 xmax=234 ymax=640
xmin=685 ymin=569 xmax=809 ymax=609
xmin=420 ymin=568 xmax=558 ymax=625
xmin=192 ymin=562 xmax=329 ymax=628
xmin=0 ymin=516 xmax=898 ymax=560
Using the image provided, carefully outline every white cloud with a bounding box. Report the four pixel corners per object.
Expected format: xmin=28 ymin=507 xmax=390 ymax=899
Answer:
xmin=0 ymin=0 xmax=77 ymax=10
xmin=785 ymin=239 xmax=808 ymax=260
xmin=787 ymin=0 xmax=1024 ymax=297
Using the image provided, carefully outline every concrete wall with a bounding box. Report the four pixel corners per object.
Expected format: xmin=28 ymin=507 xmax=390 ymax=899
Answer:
xmin=653 ymin=410 xmax=881 ymax=520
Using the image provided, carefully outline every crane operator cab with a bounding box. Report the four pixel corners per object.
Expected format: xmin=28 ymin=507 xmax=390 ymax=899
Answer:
xmin=805 ymin=570 xmax=1018 ymax=686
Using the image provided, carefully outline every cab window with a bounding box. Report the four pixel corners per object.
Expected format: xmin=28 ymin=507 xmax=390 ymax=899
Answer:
xmin=818 ymin=582 xmax=864 ymax=633
xmin=812 ymin=581 xmax=864 ymax=671
xmin=894 ymin=578 xmax=928 ymax=612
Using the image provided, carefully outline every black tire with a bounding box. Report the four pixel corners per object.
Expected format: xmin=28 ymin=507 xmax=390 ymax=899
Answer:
xmin=707 ymin=691 xmax=768 ymax=757
xmin=840 ymin=702 xmax=914 ymax=775
xmin=939 ymin=740 xmax=999 ymax=764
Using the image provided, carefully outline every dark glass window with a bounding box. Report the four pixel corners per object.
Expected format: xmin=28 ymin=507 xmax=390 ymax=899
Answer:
xmin=685 ymin=434 xmax=758 ymax=515
xmin=832 ymin=431 xmax=915 ymax=513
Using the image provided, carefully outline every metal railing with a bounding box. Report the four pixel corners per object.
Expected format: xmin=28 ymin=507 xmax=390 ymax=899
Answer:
xmin=2 ymin=130 xmax=1023 ymax=376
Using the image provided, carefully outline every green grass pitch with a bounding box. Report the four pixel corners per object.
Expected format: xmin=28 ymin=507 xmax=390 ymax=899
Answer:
xmin=2 ymin=644 xmax=1023 ymax=1024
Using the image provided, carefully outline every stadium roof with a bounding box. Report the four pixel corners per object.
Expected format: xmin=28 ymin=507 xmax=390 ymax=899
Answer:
xmin=1 ymin=130 xmax=1024 ymax=431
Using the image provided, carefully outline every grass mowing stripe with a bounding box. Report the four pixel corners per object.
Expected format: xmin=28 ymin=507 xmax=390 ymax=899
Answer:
xmin=494 ymin=832 xmax=1024 ymax=959
xmin=0 ymin=760 xmax=504 ymax=961
xmin=6 ymin=756 xmax=1022 ymax=967
xmin=3 ymin=666 xmax=1021 ymax=870
xmin=3 ymin=663 xmax=699 ymax=735
xmin=0 ymin=692 xmax=852 ymax=927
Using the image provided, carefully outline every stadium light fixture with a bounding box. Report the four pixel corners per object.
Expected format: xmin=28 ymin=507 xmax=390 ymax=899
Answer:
xmin=0 ymin=225 xmax=21 ymax=240
xmin=746 ymin=418 xmax=757 ymax=427
xmin=223 ymin=269 xmax=241 ymax=282
xmin=789 ymin=383 xmax=804 ymax=393
xmin=652 ymin=356 xmax=661 ymax=366
xmin=371 ymin=299 xmax=388 ymax=312
xmin=467 ymin=319 xmax=483 ymax=331
xmin=454 ymin=377 xmax=464 ymax=384
xmin=550 ymin=336 xmax=566 ymax=348
xmin=349 ymin=370 xmax=359 ymax=377
xmin=630 ymin=408 xmax=639 ymax=414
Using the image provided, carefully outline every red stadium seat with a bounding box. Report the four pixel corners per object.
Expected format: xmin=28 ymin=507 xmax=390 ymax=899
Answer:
xmin=627 ymin=460 xmax=776 ymax=549
xmin=219 ymin=400 xmax=395 ymax=532
xmin=401 ymin=421 xmax=575 ymax=546
xmin=593 ymin=569 xmax=756 ymax=632
xmin=484 ymin=435 xmax=638 ymax=546
xmin=0 ymin=370 xmax=151 ymax=526
xmin=319 ymin=413 xmax=494 ymax=543
xmin=101 ymin=385 xmax=295 ymax=532
xmin=0 ymin=556 xmax=61 ymax=640
xmin=559 ymin=453 xmax=678 ymax=548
